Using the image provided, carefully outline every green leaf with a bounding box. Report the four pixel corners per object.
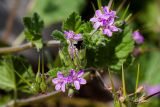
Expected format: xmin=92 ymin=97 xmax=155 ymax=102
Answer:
xmin=0 ymin=58 xmax=16 ymax=90
xmin=31 ymin=0 xmax=86 ymax=26
xmin=23 ymin=13 xmax=44 ymax=51
xmin=110 ymin=26 xmax=135 ymax=70
xmin=0 ymin=95 xmax=11 ymax=106
xmin=51 ymin=30 xmax=67 ymax=44
xmin=78 ymin=22 xmax=93 ymax=33
xmin=23 ymin=13 xmax=44 ymax=35
xmin=0 ymin=55 xmax=34 ymax=92
xmin=84 ymin=26 xmax=135 ymax=70
xmin=62 ymin=12 xmax=83 ymax=32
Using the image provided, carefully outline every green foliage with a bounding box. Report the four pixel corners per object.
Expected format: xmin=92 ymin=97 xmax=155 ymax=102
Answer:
xmin=84 ymin=26 xmax=135 ymax=70
xmin=23 ymin=13 xmax=44 ymax=51
xmin=79 ymin=22 xmax=93 ymax=33
xmin=62 ymin=12 xmax=84 ymax=32
xmin=0 ymin=57 xmax=16 ymax=90
xmin=31 ymin=0 xmax=86 ymax=26
xmin=59 ymin=47 xmax=74 ymax=67
xmin=0 ymin=55 xmax=34 ymax=92
xmin=52 ymin=30 xmax=67 ymax=45
xmin=0 ymin=95 xmax=11 ymax=106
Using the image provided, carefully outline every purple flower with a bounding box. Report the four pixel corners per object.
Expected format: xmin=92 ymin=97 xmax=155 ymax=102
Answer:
xmin=90 ymin=6 xmax=119 ymax=37
xmin=90 ymin=10 xmax=107 ymax=29
xmin=64 ymin=30 xmax=82 ymax=41
xmin=103 ymin=25 xmax=119 ymax=37
xmin=103 ymin=6 xmax=117 ymax=25
xmin=132 ymin=47 xmax=142 ymax=57
xmin=52 ymin=72 xmax=68 ymax=92
xmin=68 ymin=69 xmax=86 ymax=90
xmin=132 ymin=31 xmax=144 ymax=44
xmin=52 ymin=69 xmax=87 ymax=92
xmin=144 ymin=85 xmax=160 ymax=97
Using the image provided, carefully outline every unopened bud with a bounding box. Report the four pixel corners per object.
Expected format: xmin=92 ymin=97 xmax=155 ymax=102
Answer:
xmin=31 ymin=83 xmax=40 ymax=94
xmin=40 ymin=82 xmax=47 ymax=93
xmin=136 ymin=86 xmax=144 ymax=93
xmin=119 ymin=96 xmax=125 ymax=103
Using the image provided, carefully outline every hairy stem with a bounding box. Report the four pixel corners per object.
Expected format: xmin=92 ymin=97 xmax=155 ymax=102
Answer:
xmin=0 ymin=40 xmax=60 ymax=54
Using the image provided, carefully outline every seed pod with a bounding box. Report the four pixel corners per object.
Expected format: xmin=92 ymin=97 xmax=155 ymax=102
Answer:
xmin=30 ymin=83 xmax=40 ymax=94
xmin=40 ymin=82 xmax=47 ymax=93
xmin=36 ymin=73 xmax=42 ymax=83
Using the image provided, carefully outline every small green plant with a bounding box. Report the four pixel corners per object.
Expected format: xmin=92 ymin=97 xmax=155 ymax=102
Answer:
xmin=1 ymin=0 xmax=159 ymax=107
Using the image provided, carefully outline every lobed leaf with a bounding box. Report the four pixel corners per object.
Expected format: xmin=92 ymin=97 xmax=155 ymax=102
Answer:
xmin=23 ymin=13 xmax=44 ymax=51
xmin=62 ymin=12 xmax=83 ymax=32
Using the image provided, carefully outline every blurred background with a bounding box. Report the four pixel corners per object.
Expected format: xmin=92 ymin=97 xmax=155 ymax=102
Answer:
xmin=0 ymin=0 xmax=160 ymax=107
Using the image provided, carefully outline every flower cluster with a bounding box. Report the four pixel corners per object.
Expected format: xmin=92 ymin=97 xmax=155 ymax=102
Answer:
xmin=132 ymin=31 xmax=144 ymax=44
xmin=52 ymin=69 xmax=86 ymax=92
xmin=90 ymin=6 xmax=119 ymax=37
xmin=64 ymin=30 xmax=82 ymax=41
xmin=64 ymin=30 xmax=82 ymax=59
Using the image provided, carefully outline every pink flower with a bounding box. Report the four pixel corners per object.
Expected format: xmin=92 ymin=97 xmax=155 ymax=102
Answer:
xmin=132 ymin=31 xmax=144 ymax=44
xmin=68 ymin=69 xmax=86 ymax=90
xmin=90 ymin=6 xmax=119 ymax=37
xmin=64 ymin=30 xmax=82 ymax=41
xmin=52 ymin=72 xmax=68 ymax=92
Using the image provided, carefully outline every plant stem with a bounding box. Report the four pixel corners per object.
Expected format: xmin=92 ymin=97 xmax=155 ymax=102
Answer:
xmin=13 ymin=88 xmax=17 ymax=107
xmin=135 ymin=64 xmax=140 ymax=98
xmin=0 ymin=40 xmax=60 ymax=54
xmin=122 ymin=65 xmax=126 ymax=96
xmin=42 ymin=50 xmax=45 ymax=82
xmin=108 ymin=70 xmax=120 ymax=107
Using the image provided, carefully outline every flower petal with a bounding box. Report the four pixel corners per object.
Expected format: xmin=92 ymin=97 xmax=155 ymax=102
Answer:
xmin=90 ymin=17 xmax=98 ymax=22
xmin=55 ymin=84 xmax=61 ymax=91
xmin=61 ymin=82 xmax=66 ymax=92
xmin=77 ymin=70 xmax=84 ymax=77
xmin=79 ymin=78 xmax=86 ymax=84
xmin=52 ymin=78 xmax=59 ymax=84
xmin=69 ymin=69 xmax=76 ymax=76
xmin=57 ymin=72 xmax=64 ymax=78
xmin=103 ymin=6 xmax=109 ymax=13
xmin=74 ymin=81 xmax=80 ymax=90
xmin=110 ymin=26 xmax=119 ymax=32
xmin=74 ymin=34 xmax=82 ymax=41
xmin=103 ymin=29 xmax=112 ymax=37
xmin=93 ymin=22 xmax=101 ymax=30
xmin=95 ymin=10 xmax=102 ymax=17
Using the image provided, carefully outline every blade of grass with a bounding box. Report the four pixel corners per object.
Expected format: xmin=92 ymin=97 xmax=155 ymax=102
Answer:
xmin=91 ymin=2 xmax=96 ymax=12
xmin=14 ymin=70 xmax=32 ymax=86
xmin=95 ymin=71 xmax=107 ymax=89
xmin=108 ymin=0 xmax=113 ymax=9
xmin=97 ymin=0 xmax=102 ymax=10
xmin=117 ymin=0 xmax=127 ymax=13
xmin=121 ymin=3 xmax=130 ymax=20
xmin=125 ymin=13 xmax=132 ymax=22
xmin=122 ymin=64 xmax=126 ymax=96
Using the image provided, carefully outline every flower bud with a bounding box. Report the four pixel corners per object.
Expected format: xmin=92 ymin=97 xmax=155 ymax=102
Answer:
xmin=31 ymin=83 xmax=40 ymax=94
xmin=40 ymin=82 xmax=47 ymax=93
xmin=136 ymin=86 xmax=144 ymax=93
